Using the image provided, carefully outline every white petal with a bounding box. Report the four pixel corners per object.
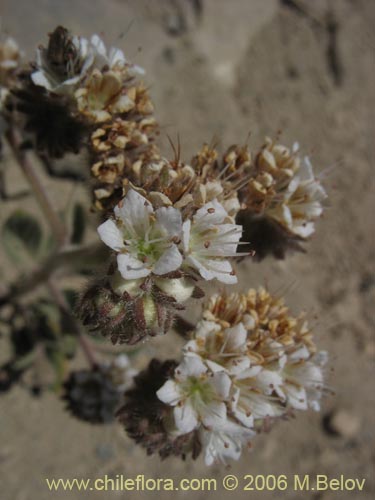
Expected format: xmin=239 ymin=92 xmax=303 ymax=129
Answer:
xmin=90 ymin=34 xmax=107 ymax=57
xmin=206 ymin=359 xmax=228 ymax=373
xmin=289 ymin=345 xmax=310 ymax=362
xmin=155 ymin=206 xmax=182 ymax=237
xmin=176 ymin=356 xmax=207 ymax=379
xmin=194 ymin=200 xmax=228 ymax=227
xmin=174 ymin=403 xmax=199 ymax=433
xmin=209 ymin=372 xmax=232 ymax=399
xmin=201 ymin=401 xmax=227 ymax=428
xmin=285 ymin=384 xmax=308 ymax=410
xmin=255 ymin=370 xmax=284 ymax=396
xmin=227 ymin=357 xmax=251 ymax=376
xmin=225 ymin=323 xmax=247 ymax=351
xmin=293 ymin=222 xmax=315 ymax=238
xmin=31 ymin=71 xmax=53 ymax=90
xmin=233 ymin=408 xmax=254 ymax=428
xmin=156 ymin=380 xmax=181 ymax=406
xmin=182 ymin=220 xmax=191 ymax=252
xmin=196 ymin=320 xmax=221 ymax=340
xmin=114 ymin=190 xmax=153 ymax=237
xmin=153 ymin=245 xmax=183 ymax=275
xmin=235 ymin=365 xmax=262 ymax=380
xmin=97 ymin=219 xmax=125 ymax=251
xmin=117 ymin=253 xmax=150 ymax=279
xmin=187 ymin=256 xmax=237 ymax=284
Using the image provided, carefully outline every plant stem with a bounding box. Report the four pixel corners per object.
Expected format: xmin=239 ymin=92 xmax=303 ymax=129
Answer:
xmin=48 ymin=280 xmax=98 ymax=368
xmin=6 ymin=127 xmax=68 ymax=246
xmin=0 ymin=243 xmax=106 ymax=308
xmin=5 ymin=126 xmax=100 ymax=368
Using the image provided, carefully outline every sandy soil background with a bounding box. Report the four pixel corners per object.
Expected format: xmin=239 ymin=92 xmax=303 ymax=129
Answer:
xmin=0 ymin=0 xmax=374 ymax=499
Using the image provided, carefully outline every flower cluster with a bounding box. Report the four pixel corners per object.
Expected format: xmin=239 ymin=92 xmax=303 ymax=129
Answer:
xmin=243 ymin=137 xmax=327 ymax=239
xmin=0 ymin=36 xmax=22 ymax=112
xmin=149 ymin=288 xmax=328 ymax=465
xmin=98 ymin=188 xmax=243 ymax=283
xmin=0 ymin=27 xmax=331 ymax=469
xmin=6 ymin=26 xmax=158 ymax=188
xmin=77 ymin=187 xmax=244 ymax=344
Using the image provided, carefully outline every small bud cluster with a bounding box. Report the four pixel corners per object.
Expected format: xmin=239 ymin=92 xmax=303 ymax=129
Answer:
xmin=119 ymin=288 xmax=327 ymax=465
xmin=77 ymin=270 xmax=199 ymax=345
xmin=63 ymin=354 xmax=135 ymax=424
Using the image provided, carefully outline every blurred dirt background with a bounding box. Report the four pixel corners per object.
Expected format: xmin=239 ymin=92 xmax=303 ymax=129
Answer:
xmin=0 ymin=0 xmax=374 ymax=499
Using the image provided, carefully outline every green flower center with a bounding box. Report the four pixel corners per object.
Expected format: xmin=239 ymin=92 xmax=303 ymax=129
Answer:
xmin=182 ymin=376 xmax=215 ymax=405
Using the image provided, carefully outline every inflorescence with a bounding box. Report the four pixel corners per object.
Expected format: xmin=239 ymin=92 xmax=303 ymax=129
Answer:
xmin=0 ymin=26 xmax=329 ymax=466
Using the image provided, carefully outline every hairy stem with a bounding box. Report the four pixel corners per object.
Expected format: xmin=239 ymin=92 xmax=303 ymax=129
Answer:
xmin=0 ymin=243 xmax=106 ymax=308
xmin=48 ymin=280 xmax=98 ymax=368
xmin=6 ymin=127 xmax=68 ymax=246
xmin=4 ymin=126 xmax=101 ymax=368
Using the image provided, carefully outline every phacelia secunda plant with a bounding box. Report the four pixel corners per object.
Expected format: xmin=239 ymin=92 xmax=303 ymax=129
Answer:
xmin=0 ymin=26 xmax=329 ymax=467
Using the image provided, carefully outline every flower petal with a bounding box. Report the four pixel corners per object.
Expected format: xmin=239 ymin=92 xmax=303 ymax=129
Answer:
xmin=174 ymin=403 xmax=199 ymax=433
xmin=209 ymin=372 xmax=232 ymax=399
xmin=156 ymin=380 xmax=181 ymax=406
xmin=175 ymin=356 xmax=207 ymax=379
xmin=155 ymin=206 xmax=182 ymax=237
xmin=117 ymin=253 xmax=150 ymax=279
xmin=201 ymin=401 xmax=227 ymax=428
xmin=97 ymin=219 xmax=125 ymax=251
xmin=153 ymin=245 xmax=183 ymax=275
xmin=114 ymin=189 xmax=153 ymax=237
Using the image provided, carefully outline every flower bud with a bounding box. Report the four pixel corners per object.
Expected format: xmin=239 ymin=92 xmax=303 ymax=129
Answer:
xmin=76 ymin=272 xmax=197 ymax=345
xmin=62 ymin=366 xmax=122 ymax=424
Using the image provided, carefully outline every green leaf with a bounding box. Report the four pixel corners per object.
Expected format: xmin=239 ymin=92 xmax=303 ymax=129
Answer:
xmin=12 ymin=350 xmax=37 ymax=371
xmin=71 ymin=203 xmax=86 ymax=244
xmin=47 ymin=349 xmax=66 ymax=393
xmin=2 ymin=210 xmax=43 ymax=264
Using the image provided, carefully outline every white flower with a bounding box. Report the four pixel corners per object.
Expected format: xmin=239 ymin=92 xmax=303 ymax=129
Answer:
xmin=184 ymin=320 xmax=250 ymax=375
xmin=200 ymin=419 xmax=254 ymax=466
xmin=268 ymin=157 xmax=327 ymax=238
xmin=31 ymin=33 xmax=95 ymax=94
xmin=30 ymin=31 xmax=143 ymax=96
xmin=231 ymin=366 xmax=286 ymax=427
xmin=182 ymin=200 xmax=243 ymax=284
xmin=98 ymin=189 xmax=183 ymax=279
xmin=278 ymin=350 xmax=327 ymax=411
xmin=90 ymin=34 xmax=144 ymax=76
xmin=156 ymin=356 xmax=232 ymax=434
xmin=0 ymin=36 xmax=21 ymax=71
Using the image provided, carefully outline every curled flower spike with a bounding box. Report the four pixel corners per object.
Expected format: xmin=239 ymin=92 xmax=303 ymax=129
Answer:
xmin=31 ymin=26 xmax=95 ymax=94
xmin=2 ymin=27 xmax=331 ymax=470
xmin=154 ymin=287 xmax=327 ymax=465
xmin=242 ymin=138 xmax=327 ymax=244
